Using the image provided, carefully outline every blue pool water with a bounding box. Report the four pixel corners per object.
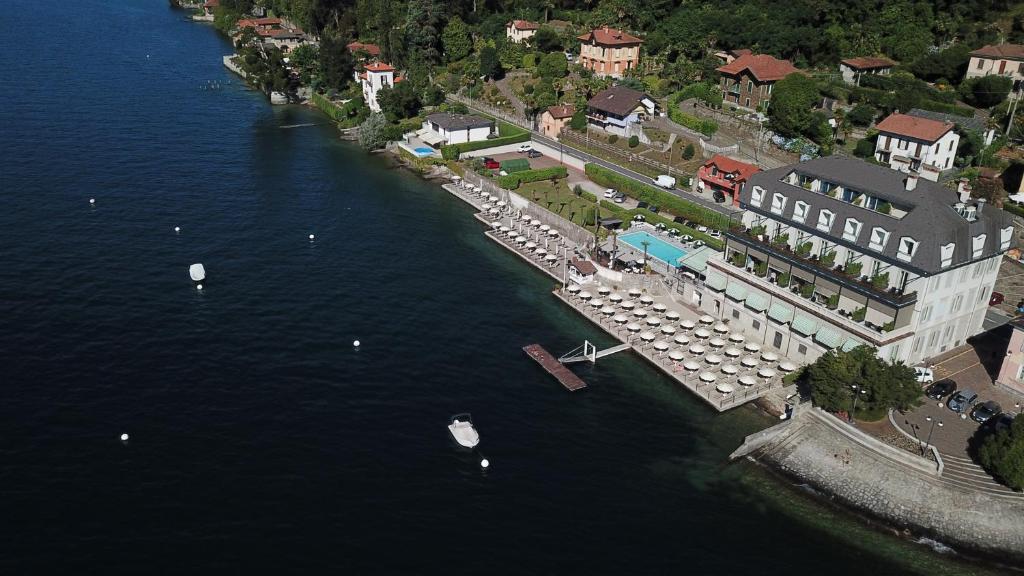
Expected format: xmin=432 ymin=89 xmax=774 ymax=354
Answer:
xmin=414 ymin=147 xmax=435 ymax=157
xmin=619 ymin=231 xmax=688 ymax=266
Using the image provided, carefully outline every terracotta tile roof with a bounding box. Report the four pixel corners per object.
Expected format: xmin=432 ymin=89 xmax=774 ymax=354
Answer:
xmin=577 ymin=26 xmax=643 ymax=46
xmin=363 ymin=62 xmax=395 ymax=72
xmin=508 ymin=20 xmax=540 ymax=31
xmin=571 ymin=259 xmax=597 ymax=275
xmin=970 ymin=44 xmax=1024 ymax=60
xmin=347 ymin=41 xmax=381 ymax=56
xmin=875 ymin=113 xmax=953 ymax=142
xmin=204 ymin=0 xmax=219 ymax=7
xmin=546 ymin=104 xmax=575 ymax=119
xmin=703 ymin=154 xmax=760 ymax=181
xmin=237 ymin=17 xmax=281 ymax=28
xmin=841 ymin=56 xmax=895 ymax=70
xmin=716 ymin=53 xmax=800 ymax=82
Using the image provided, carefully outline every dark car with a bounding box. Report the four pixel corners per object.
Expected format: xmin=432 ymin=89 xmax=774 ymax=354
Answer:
xmin=989 ymin=291 xmax=1005 ymax=306
xmin=649 ymin=205 xmax=659 ymax=214
xmin=637 ymin=201 xmax=649 ymax=209
xmin=482 ymin=158 xmax=500 ymax=169
xmin=526 ymin=149 xmax=542 ymax=158
xmin=926 ymin=379 xmax=957 ymax=400
xmin=971 ymin=400 xmax=1002 ymax=423
xmin=947 ymin=389 xmax=978 ymax=414
xmin=613 ymin=193 xmax=626 ymax=204
xmin=712 ymin=190 xmax=726 ymax=203
xmin=673 ymin=216 xmax=687 ymax=224
xmin=685 ymin=221 xmax=698 ymax=229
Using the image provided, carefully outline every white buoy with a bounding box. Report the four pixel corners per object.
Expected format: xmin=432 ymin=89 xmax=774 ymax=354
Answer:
xmin=120 ymin=433 xmax=129 ymax=442
xmin=174 ymin=226 xmax=180 ymax=233
xmin=309 ymin=234 xmax=316 ymax=241
xmin=89 ymin=198 xmax=95 ymax=205
xmin=353 ymin=340 xmax=360 ymax=347
xmin=480 ymin=459 xmax=490 ymax=469
xmin=196 ymin=284 xmax=203 ymax=290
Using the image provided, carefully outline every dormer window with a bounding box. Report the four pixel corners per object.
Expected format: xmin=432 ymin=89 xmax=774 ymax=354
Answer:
xmin=972 ymin=234 xmax=987 ymax=259
xmin=868 ymin=227 xmax=889 ymax=252
xmin=1001 ymin=226 xmax=1013 ymax=251
xmin=842 ymin=218 xmax=862 ymax=242
xmin=770 ymin=193 xmax=787 ymax=215
xmin=792 ymin=201 xmax=809 ymax=223
xmin=751 ymin=186 xmax=765 ymax=207
xmin=820 ymin=181 xmax=837 ymax=196
xmin=817 ymin=210 xmax=834 ymax=233
xmin=899 ymin=237 xmax=920 ymax=263
xmin=841 ymin=188 xmax=858 ymax=203
xmin=939 ymin=242 xmax=954 ymax=267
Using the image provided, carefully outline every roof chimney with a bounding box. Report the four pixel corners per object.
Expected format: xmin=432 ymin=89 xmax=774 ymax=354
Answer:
xmin=977 ymin=197 xmax=986 ymax=214
xmin=904 ymin=171 xmax=919 ymax=192
xmin=957 ymin=178 xmax=972 ymax=203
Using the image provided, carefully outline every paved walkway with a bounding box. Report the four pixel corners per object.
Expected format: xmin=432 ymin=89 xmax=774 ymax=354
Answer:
xmin=491 ymin=74 xmax=528 ymax=118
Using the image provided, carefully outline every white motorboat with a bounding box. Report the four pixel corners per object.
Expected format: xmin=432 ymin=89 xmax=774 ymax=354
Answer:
xmin=448 ymin=413 xmax=480 ymax=448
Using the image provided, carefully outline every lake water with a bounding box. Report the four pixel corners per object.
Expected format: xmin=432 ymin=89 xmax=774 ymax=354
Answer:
xmin=0 ymin=1 xmax=1008 ymax=574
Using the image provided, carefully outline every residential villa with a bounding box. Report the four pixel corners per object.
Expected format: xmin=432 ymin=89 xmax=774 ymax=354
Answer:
xmin=234 ymin=17 xmax=282 ymax=36
xmin=577 ymin=26 xmax=643 ymax=78
xmin=717 ymin=53 xmax=800 ymax=111
xmin=965 ymin=43 xmax=1024 ymax=91
xmin=874 ymin=112 xmax=959 ymax=181
xmin=681 ymin=156 xmax=1013 ymax=366
xmin=839 ymin=56 xmax=896 ymax=85
xmin=198 ymin=0 xmax=218 ymax=20
xmin=697 ymin=155 xmax=761 ymax=207
xmin=266 ymin=29 xmax=310 ymax=53
xmin=540 ymin=104 xmax=575 ymax=139
xmin=419 ymin=113 xmax=495 ymax=147
xmin=714 ymin=48 xmax=752 ymax=65
xmin=506 ymin=20 xmax=539 ymax=44
xmin=906 ymin=107 xmax=997 ymax=147
xmin=347 ymin=41 xmax=381 ymax=60
xmin=995 ymin=319 xmax=1024 ymax=396
xmin=585 ymin=86 xmax=655 ymax=137
xmin=355 ymin=62 xmax=402 ymax=113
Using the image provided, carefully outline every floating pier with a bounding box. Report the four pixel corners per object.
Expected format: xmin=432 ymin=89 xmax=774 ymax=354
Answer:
xmin=523 ymin=344 xmax=587 ymax=391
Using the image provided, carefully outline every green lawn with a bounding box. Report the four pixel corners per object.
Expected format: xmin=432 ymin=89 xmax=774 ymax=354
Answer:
xmin=516 ymin=179 xmax=607 ymax=237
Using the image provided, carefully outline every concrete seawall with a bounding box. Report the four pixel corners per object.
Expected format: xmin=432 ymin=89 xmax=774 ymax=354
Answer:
xmin=740 ymin=409 xmax=1024 ymax=559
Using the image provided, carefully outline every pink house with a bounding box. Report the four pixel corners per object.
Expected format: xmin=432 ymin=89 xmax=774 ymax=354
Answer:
xmin=996 ymin=319 xmax=1024 ymax=396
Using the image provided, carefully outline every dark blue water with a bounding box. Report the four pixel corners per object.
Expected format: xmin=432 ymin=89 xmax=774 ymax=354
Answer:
xmin=0 ymin=2 xmax=1004 ymax=574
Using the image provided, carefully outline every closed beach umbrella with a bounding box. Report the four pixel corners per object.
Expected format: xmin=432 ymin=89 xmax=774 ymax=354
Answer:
xmin=640 ymin=295 xmax=654 ymax=305
xmin=669 ymin=350 xmax=685 ymax=361
xmin=699 ymin=371 xmax=716 ymax=383
xmin=741 ymin=356 xmax=758 ymax=368
xmin=545 ymin=254 xmax=558 ymax=262
xmin=739 ymin=375 xmax=757 ymax=387
xmin=744 ymin=342 xmax=761 ymax=353
xmin=652 ymin=303 xmax=667 ymax=313
xmin=626 ymin=322 xmax=642 ymax=333
xmin=525 ymin=241 xmax=537 ymax=250
xmin=578 ymin=290 xmax=592 ymax=300
xmin=705 ymin=354 xmax=723 ymax=365
xmin=724 ymin=346 xmax=742 ymax=358
xmin=629 ymin=288 xmax=642 ymax=297
xmin=515 ymin=235 xmax=526 ymax=244
xmin=620 ymin=300 xmax=635 ymax=309
xmin=633 ymin=309 xmax=648 ymax=318
xmin=646 ymin=317 xmax=661 ymax=326
xmin=683 ymin=360 xmax=701 ymax=372
xmin=589 ymin=298 xmax=604 ymax=308
xmin=674 ymin=334 xmax=690 ymax=345
xmin=721 ymin=364 xmax=738 ymax=375
xmin=640 ymin=331 xmax=656 ymax=342
xmin=680 ymin=319 xmax=696 ymax=330
xmin=708 ymin=337 xmax=726 ymax=348
xmin=758 ymin=367 xmax=777 ymax=379
xmin=716 ymin=382 xmax=736 ymax=394
xmin=609 ymin=293 xmax=623 ymax=303
xmin=699 ymin=315 xmax=715 ymax=325
xmin=689 ymin=344 xmax=706 ymax=355
xmin=728 ymin=333 xmax=745 ymax=343
xmin=597 ymin=286 xmax=611 ymax=295
xmin=665 ymin=310 xmax=680 ymax=320
xmin=761 ymin=351 xmax=779 ymax=363
xmin=779 ymin=361 xmax=797 ymax=372
xmin=653 ymin=341 xmax=670 ymax=351
xmin=713 ymin=322 xmax=729 ymax=334
xmin=694 ymin=328 xmax=711 ymax=339
xmin=613 ymin=314 xmax=629 ymax=324
xmin=600 ymin=306 xmax=616 ymax=316
xmin=661 ymin=325 xmax=677 ymax=335
xmin=567 ymin=284 xmax=581 ymax=293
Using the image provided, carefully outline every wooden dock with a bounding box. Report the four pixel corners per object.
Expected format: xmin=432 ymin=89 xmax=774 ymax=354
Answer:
xmin=523 ymin=344 xmax=587 ymax=391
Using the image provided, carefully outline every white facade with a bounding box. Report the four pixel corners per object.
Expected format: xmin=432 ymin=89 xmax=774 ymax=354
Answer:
xmin=839 ymin=63 xmax=892 ymax=85
xmin=421 ymin=114 xmax=494 ymax=146
xmin=506 ymin=21 xmax=538 ymax=44
xmin=355 ymin=65 xmax=396 ymax=113
xmin=874 ymin=129 xmax=959 ymax=182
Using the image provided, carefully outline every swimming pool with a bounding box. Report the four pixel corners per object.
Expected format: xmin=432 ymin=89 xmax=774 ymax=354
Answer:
xmin=412 ymin=147 xmax=435 ymax=157
xmin=618 ymin=231 xmax=688 ymax=267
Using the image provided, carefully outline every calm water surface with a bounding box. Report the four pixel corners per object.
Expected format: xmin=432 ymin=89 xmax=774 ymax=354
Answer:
xmin=0 ymin=1 xmax=1009 ymax=574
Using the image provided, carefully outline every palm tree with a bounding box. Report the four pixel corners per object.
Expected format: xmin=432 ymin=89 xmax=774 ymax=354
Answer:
xmin=641 ymin=239 xmax=650 ymax=273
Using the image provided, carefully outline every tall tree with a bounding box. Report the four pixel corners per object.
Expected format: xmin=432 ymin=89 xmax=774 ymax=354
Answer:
xmin=318 ymin=34 xmax=355 ymax=92
xmin=767 ymin=74 xmax=820 ymax=139
xmin=442 ymin=15 xmax=472 ymax=62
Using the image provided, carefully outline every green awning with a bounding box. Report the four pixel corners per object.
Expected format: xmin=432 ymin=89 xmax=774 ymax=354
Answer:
xmin=744 ymin=291 xmax=769 ymax=312
xmin=704 ymin=271 xmax=726 ymax=292
xmin=767 ymin=301 xmax=793 ymax=323
xmin=841 ymin=338 xmax=864 ymax=352
xmin=814 ymin=325 xmax=843 ymax=349
xmin=791 ymin=313 xmax=819 ymax=336
xmin=726 ymin=282 xmax=748 ymax=301
xmin=678 ymin=246 xmax=712 ymax=273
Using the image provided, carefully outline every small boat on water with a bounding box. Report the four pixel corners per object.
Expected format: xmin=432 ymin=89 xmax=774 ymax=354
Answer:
xmin=448 ymin=413 xmax=480 ymax=448
xmin=189 ymin=263 xmax=206 ymax=282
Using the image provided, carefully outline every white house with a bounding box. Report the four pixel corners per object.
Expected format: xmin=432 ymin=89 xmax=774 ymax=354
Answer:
xmin=419 ymin=113 xmax=495 ymax=147
xmin=965 ymin=44 xmax=1024 ymax=89
xmin=355 ymin=62 xmax=402 ymax=113
xmin=568 ymin=259 xmax=598 ymax=285
xmin=506 ymin=20 xmax=539 ymax=44
xmin=839 ymin=56 xmax=895 ymax=85
xmin=585 ymin=85 xmax=656 ymax=138
xmin=873 ymin=113 xmax=959 ymax=182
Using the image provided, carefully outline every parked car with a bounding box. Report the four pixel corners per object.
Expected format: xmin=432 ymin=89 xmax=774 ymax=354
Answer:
xmin=989 ymin=291 xmax=1005 ymax=306
xmin=709 ymin=229 xmax=722 ymax=239
xmin=564 ymin=51 xmax=574 ymax=62
xmin=685 ymin=221 xmax=698 ymax=229
xmin=613 ymin=193 xmax=625 ymax=204
xmin=673 ymin=216 xmax=687 ymax=224
xmin=696 ymin=225 xmax=709 ymax=233
xmin=926 ymin=379 xmax=957 ymax=400
xmin=527 ymin=149 xmax=542 ymax=158
xmin=947 ymin=389 xmax=978 ymax=414
xmin=712 ymin=190 xmax=726 ymax=203
xmin=637 ymin=201 xmax=649 ymax=209
xmin=653 ymin=174 xmax=676 ymax=189
xmin=603 ymin=188 xmax=616 ymax=198
xmin=971 ymin=400 xmax=1002 ymax=423
xmin=914 ymin=366 xmax=934 ymax=384
xmin=517 ymin=143 xmax=533 ymax=153
xmin=482 ymin=157 xmax=500 ymax=169
xmin=649 ymin=205 xmax=659 ymax=214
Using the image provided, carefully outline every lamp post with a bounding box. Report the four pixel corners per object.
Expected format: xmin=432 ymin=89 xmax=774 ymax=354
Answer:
xmin=923 ymin=416 xmax=943 ymax=455
xmin=849 ymin=384 xmax=868 ymax=423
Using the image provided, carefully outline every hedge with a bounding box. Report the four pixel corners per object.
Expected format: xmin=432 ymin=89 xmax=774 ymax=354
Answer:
xmin=585 ymin=164 xmax=732 ymax=231
xmin=597 ymin=200 xmax=724 ymax=251
xmin=497 ymin=166 xmax=567 ymax=189
xmin=1003 ymin=203 xmax=1024 ymax=219
xmin=667 ymin=90 xmax=718 ymax=137
xmin=312 ymin=92 xmax=365 ymax=123
xmin=440 ymin=120 xmax=530 ymax=160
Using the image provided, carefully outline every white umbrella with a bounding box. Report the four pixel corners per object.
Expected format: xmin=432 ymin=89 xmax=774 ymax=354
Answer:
xmin=683 ymin=360 xmax=701 ymax=371
xmin=489 ymin=208 xmax=500 ymax=215
xmin=716 ymin=382 xmax=735 ymax=394
xmin=452 ymin=175 xmax=461 ymax=181
xmin=779 ymin=361 xmax=797 ymax=372
xmin=713 ymin=322 xmax=729 ymax=334
xmin=699 ymin=371 xmax=716 ymax=383
xmin=652 ymin=302 xmax=667 ymax=312
xmin=673 ymin=334 xmax=690 ymax=345
xmin=589 ymin=298 xmax=604 ymax=307
xmin=728 ymin=333 xmax=745 ymax=343
xmin=646 ymin=317 xmax=661 ymax=326
xmin=525 ymin=241 xmax=537 ymax=250
xmin=567 ymin=284 xmax=581 ymax=293
xmin=608 ymin=293 xmax=623 ymax=302
xmin=548 ymin=229 xmax=559 ymax=237
xmin=669 ymin=350 xmax=685 ymax=361
xmin=613 ymin=314 xmax=629 ymax=324
xmin=653 ymin=341 xmax=670 ymax=351
xmin=490 ymin=221 xmax=501 ymax=229
xmin=665 ymin=310 xmax=680 ymax=320
xmin=600 ymin=306 xmax=616 ymax=315
xmin=531 ymin=219 xmax=542 ymax=227
xmin=694 ymin=328 xmax=711 ymax=339
xmin=699 ymin=315 xmax=715 ymax=325
xmin=689 ymin=344 xmax=706 ymax=355
xmin=620 ymin=300 xmax=635 ymax=309
xmin=661 ymin=325 xmax=677 ymax=335
xmin=721 ymin=364 xmax=738 ymax=375
xmin=578 ymin=290 xmax=592 ymax=300
xmin=708 ymin=337 xmax=726 ymax=348
xmin=597 ymin=286 xmax=611 ymax=295
xmin=626 ymin=322 xmax=642 ymax=333
xmin=761 ymin=351 xmax=779 ymax=362
xmin=489 ymin=194 xmax=499 ymax=202
xmin=629 ymin=288 xmax=642 ymax=297
xmin=520 ymin=213 xmax=531 ymax=222
xmin=640 ymin=295 xmax=654 ymax=305
xmin=705 ymin=354 xmax=723 ymax=365
xmin=739 ymin=374 xmax=757 ymax=387
xmin=633 ymin=309 xmax=648 ymax=318
xmin=540 ymin=224 xmax=551 ymax=232
xmin=499 ymin=225 xmax=510 ymax=233
xmin=515 ymin=235 xmax=526 ymax=244
xmin=680 ymin=319 xmax=696 ymax=330
xmin=482 ymin=203 xmax=492 ymax=210
xmin=536 ymin=248 xmax=548 ymax=256
xmin=741 ymin=356 xmax=758 ymax=368
xmin=496 ymin=200 xmax=507 ymax=207
xmin=758 ymin=367 xmax=777 ymax=378
xmin=545 ymin=254 xmax=558 ymax=262
xmin=640 ymin=331 xmax=656 ymax=342
xmin=724 ymin=346 xmax=742 ymax=357
xmin=744 ymin=342 xmax=761 ymax=353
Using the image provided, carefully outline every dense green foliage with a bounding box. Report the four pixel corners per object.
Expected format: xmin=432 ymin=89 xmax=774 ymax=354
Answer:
xmin=769 ymin=74 xmax=825 ymax=139
xmin=805 ymin=346 xmax=922 ymax=417
xmin=377 ymin=81 xmax=422 ymax=121
xmin=498 ymin=166 xmax=568 ymax=189
xmin=441 ymin=16 xmax=472 ymax=63
xmin=959 ymin=75 xmax=1013 ymax=109
xmin=667 ymin=92 xmax=718 ymax=137
xmin=978 ymin=414 xmax=1024 ymax=490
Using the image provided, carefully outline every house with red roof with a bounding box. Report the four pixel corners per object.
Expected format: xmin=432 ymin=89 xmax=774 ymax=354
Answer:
xmin=354 ymin=62 xmax=403 ymax=113
xmin=697 ymin=155 xmax=761 ymax=207
xmin=965 ymin=44 xmax=1024 ymax=87
xmin=716 ymin=53 xmax=800 ymax=111
xmin=839 ymin=56 xmax=895 ymax=85
xmin=713 ymin=48 xmax=752 ymax=65
xmin=577 ymin=26 xmax=643 ymax=78
xmin=873 ymin=113 xmax=959 ymax=181
xmin=506 ymin=20 xmax=539 ymax=44
xmin=347 ymin=41 xmax=381 ymax=60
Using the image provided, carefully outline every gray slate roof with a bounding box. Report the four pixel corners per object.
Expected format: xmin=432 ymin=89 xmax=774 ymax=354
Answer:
xmin=426 ymin=113 xmax=494 ymax=131
xmin=587 ymin=86 xmax=650 ymax=117
xmin=907 ymin=108 xmax=986 ymax=135
xmin=742 ymin=156 xmax=1013 ymax=274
